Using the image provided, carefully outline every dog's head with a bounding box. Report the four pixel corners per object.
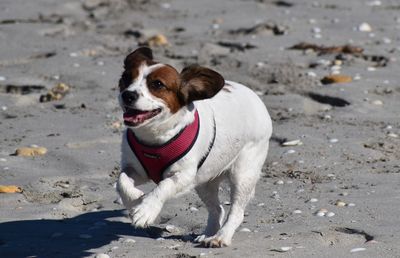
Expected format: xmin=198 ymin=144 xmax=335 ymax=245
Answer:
xmin=118 ymin=47 xmax=225 ymax=128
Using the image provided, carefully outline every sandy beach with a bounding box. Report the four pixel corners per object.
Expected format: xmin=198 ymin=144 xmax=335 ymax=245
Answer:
xmin=1 ymin=0 xmax=400 ymax=257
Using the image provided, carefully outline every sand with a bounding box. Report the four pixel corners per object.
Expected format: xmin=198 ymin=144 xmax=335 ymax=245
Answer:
xmin=1 ymin=0 xmax=400 ymax=257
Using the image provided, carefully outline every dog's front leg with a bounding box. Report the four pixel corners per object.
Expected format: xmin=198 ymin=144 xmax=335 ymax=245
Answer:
xmin=131 ymin=169 xmax=196 ymax=228
xmin=117 ymin=169 xmax=146 ymax=210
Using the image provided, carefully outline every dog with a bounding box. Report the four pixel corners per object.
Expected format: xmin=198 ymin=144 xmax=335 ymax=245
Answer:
xmin=116 ymin=47 xmax=272 ymax=247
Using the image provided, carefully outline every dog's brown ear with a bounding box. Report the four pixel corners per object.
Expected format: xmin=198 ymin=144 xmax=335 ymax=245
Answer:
xmin=179 ymin=65 xmax=225 ymax=104
xmin=124 ymin=47 xmax=154 ymax=68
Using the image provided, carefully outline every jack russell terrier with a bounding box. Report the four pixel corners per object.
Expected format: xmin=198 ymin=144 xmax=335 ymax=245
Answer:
xmin=116 ymin=47 xmax=272 ymax=247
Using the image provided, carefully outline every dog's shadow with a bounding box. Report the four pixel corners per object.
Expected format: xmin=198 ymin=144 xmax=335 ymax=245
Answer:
xmin=0 ymin=209 xmax=192 ymax=258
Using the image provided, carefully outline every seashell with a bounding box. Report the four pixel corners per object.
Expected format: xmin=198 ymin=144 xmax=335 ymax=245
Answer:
xmin=358 ymin=22 xmax=372 ymax=32
xmin=326 ymin=212 xmax=335 ymax=217
xmin=14 ymin=147 xmax=47 ymax=156
xmin=321 ymin=75 xmax=352 ymax=84
xmin=350 ymin=247 xmax=366 ymax=253
xmin=282 ymin=139 xmax=303 ymax=146
xmin=0 ymin=185 xmax=22 ymax=193
xmin=146 ymin=34 xmax=169 ymax=47
xmin=335 ymin=200 xmax=346 ymax=207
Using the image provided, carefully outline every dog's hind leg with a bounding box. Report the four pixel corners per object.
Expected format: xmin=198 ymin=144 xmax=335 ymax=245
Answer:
xmin=194 ymin=175 xmax=226 ymax=243
xmin=202 ymin=140 xmax=269 ymax=247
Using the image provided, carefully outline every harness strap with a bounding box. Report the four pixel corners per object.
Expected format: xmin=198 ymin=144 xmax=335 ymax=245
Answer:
xmin=197 ymin=115 xmax=216 ymax=169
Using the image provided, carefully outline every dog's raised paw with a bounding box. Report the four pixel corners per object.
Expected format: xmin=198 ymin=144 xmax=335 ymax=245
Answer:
xmin=201 ymin=235 xmax=230 ymax=248
xmin=130 ymin=198 xmax=162 ymax=228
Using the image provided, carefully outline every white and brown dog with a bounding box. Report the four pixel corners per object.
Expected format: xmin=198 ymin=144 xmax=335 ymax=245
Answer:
xmin=116 ymin=47 xmax=272 ymax=247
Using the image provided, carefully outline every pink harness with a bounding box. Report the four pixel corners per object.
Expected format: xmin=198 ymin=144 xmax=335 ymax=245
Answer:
xmin=127 ymin=110 xmax=215 ymax=184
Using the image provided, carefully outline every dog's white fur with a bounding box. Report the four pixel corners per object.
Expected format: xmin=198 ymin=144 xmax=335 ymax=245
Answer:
xmin=117 ymin=62 xmax=272 ymax=247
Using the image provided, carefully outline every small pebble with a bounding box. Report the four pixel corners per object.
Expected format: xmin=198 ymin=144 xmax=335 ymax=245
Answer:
xmin=306 ymin=71 xmax=317 ymax=77
xmin=284 ymin=149 xmax=296 ymax=154
xmin=358 ymin=22 xmax=372 ymax=32
xmin=189 ymin=206 xmax=199 ymax=212
xmin=282 ymin=139 xmax=303 ymax=146
xmin=371 ymin=100 xmax=383 ymax=105
xmin=257 ymin=202 xmax=265 ymax=207
xmin=223 ymin=201 xmax=231 ymax=205
xmin=366 ymin=0 xmax=381 ymax=6
xmin=312 ymin=27 xmax=321 ymax=33
xmin=309 ymin=198 xmax=318 ymax=203
xmin=347 ymin=203 xmax=356 ymax=207
xmin=123 ymin=238 xmax=136 ymax=244
xmin=160 ymin=3 xmax=171 ymax=9
xmin=1 ymin=106 xmax=7 ymax=111
xmin=275 ymin=180 xmax=284 ymax=185
xmin=382 ymin=37 xmax=391 ymax=44
xmin=350 ymin=247 xmax=366 ymax=253
xmin=156 ymin=237 xmax=165 ymax=241
xmin=326 ymin=212 xmax=335 ymax=217
xmin=329 ymin=138 xmax=339 ymax=143
xmin=333 ymin=60 xmax=342 ymax=66
xmin=0 ymin=76 xmax=6 ymax=81
xmin=367 ymin=67 xmax=376 ymax=71
xmin=387 ymin=133 xmax=398 ymax=138
xmin=335 ymin=200 xmax=346 ymax=207
xmin=95 ymin=254 xmax=110 ymax=258
xmin=0 ymin=158 xmax=6 ymax=162
xmin=280 ymin=246 xmax=293 ymax=252
xmin=293 ymin=209 xmax=302 ymax=214
xmin=239 ymin=227 xmax=251 ymax=232
xmin=340 ymin=192 xmax=349 ymax=196
xmin=316 ymin=211 xmax=326 ymax=217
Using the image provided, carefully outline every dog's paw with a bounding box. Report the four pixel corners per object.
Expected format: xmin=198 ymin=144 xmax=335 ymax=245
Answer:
xmin=130 ymin=197 xmax=162 ymax=228
xmin=201 ymin=234 xmax=231 ymax=248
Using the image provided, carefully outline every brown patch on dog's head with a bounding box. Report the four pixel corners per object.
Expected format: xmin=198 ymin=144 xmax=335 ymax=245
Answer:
xmin=145 ymin=64 xmax=225 ymax=114
xmin=146 ymin=65 xmax=182 ymax=113
xmin=119 ymin=47 xmax=156 ymax=91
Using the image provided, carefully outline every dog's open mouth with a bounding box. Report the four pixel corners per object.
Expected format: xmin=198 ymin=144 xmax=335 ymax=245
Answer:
xmin=123 ymin=108 xmax=161 ymax=126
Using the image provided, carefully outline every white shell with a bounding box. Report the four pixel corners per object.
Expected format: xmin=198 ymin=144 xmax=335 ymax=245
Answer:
xmin=350 ymin=247 xmax=366 ymax=253
xmin=358 ymin=22 xmax=372 ymax=32
xmin=326 ymin=212 xmax=335 ymax=217
xmin=282 ymin=139 xmax=303 ymax=146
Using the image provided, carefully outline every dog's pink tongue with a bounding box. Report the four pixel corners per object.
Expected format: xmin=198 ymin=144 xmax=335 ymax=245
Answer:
xmin=123 ymin=112 xmax=148 ymax=124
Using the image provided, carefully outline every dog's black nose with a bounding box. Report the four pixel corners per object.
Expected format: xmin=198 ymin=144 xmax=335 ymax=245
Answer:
xmin=121 ymin=91 xmax=139 ymax=105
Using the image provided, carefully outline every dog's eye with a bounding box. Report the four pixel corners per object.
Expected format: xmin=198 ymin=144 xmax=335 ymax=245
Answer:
xmin=151 ymin=80 xmax=166 ymax=90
